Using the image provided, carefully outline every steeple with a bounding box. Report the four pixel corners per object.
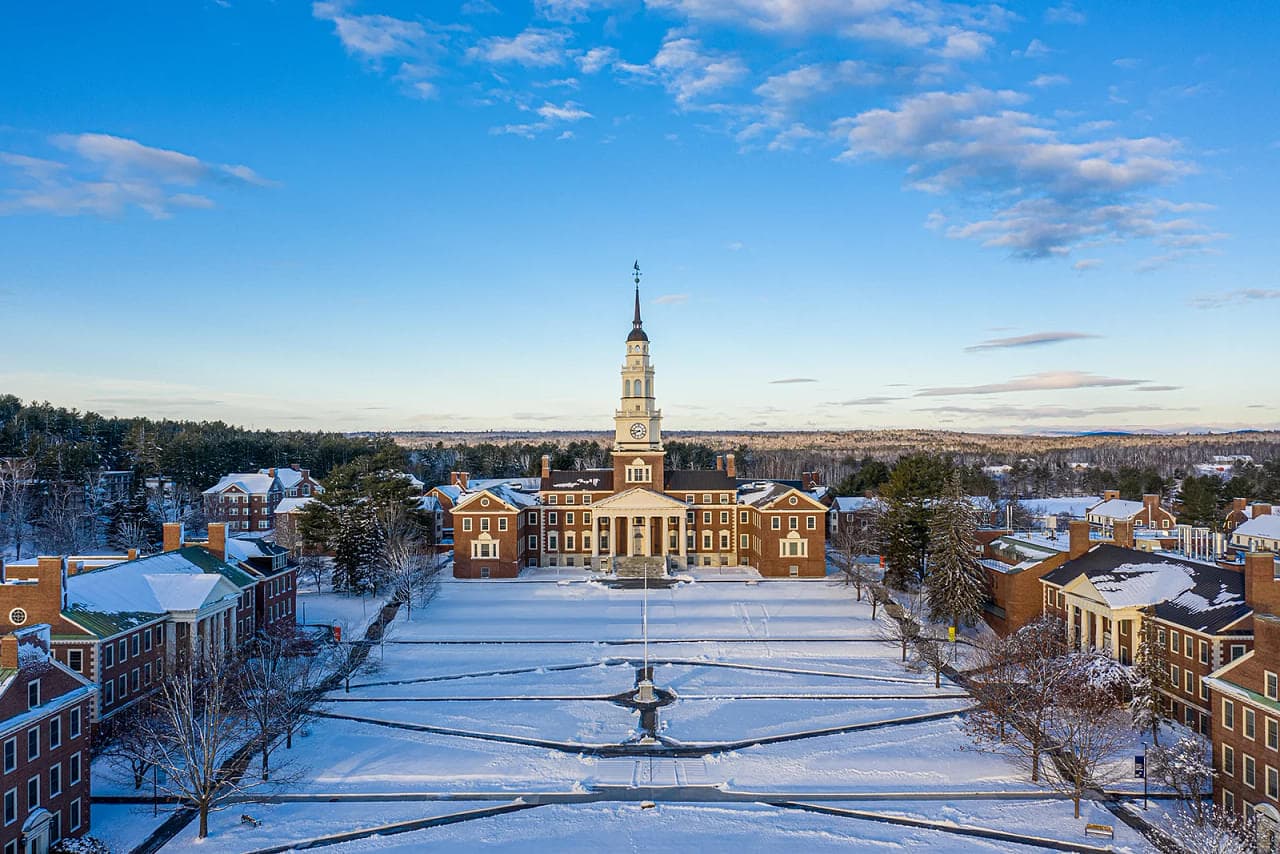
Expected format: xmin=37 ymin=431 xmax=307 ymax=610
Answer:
xmin=627 ymin=260 xmax=648 ymax=342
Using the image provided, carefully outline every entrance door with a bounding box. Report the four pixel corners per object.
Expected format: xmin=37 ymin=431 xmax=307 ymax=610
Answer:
xmin=22 ymin=808 xmax=52 ymax=854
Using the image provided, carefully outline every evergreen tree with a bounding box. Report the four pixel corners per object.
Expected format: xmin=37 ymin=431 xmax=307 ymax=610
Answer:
xmin=1177 ymin=475 xmax=1223 ymax=529
xmin=1131 ymin=605 xmax=1171 ymax=745
xmin=925 ymin=472 xmax=986 ymax=629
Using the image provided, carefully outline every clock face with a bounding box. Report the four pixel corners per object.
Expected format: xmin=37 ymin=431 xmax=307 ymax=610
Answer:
xmin=630 ymin=422 xmax=648 ymax=439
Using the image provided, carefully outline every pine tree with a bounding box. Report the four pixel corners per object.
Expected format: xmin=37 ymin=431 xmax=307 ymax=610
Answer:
xmin=1131 ymin=605 xmax=1170 ymax=745
xmin=925 ymin=472 xmax=986 ymax=629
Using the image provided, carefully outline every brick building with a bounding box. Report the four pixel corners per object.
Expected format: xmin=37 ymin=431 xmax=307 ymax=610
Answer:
xmin=1085 ymin=490 xmax=1177 ymax=533
xmin=978 ymin=522 xmax=1085 ymax=636
xmin=0 ymin=625 xmax=95 ymax=853
xmin=451 ymin=279 xmax=828 ymax=580
xmin=1205 ymin=552 xmax=1280 ymax=831
xmin=1230 ymin=507 xmax=1280 ymax=555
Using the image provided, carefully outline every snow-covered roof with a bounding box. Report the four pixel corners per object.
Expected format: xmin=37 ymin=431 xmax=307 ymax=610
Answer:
xmin=1088 ymin=562 xmax=1197 ymax=609
xmin=1087 ymin=498 xmax=1145 ymax=520
xmin=203 ymin=472 xmax=277 ymax=495
xmin=224 ymin=536 xmax=286 ymax=564
xmin=832 ymin=496 xmax=883 ymax=513
xmin=1021 ymin=496 xmax=1102 ymax=518
xmin=65 ymin=549 xmax=242 ymax=618
xmin=274 ymin=496 xmax=315 ymax=514
xmin=470 ymin=476 xmax=541 ymax=492
xmin=417 ymin=495 xmax=442 ymax=513
xmin=1233 ymin=513 xmax=1280 ymax=541
xmin=737 ymin=481 xmax=790 ymax=508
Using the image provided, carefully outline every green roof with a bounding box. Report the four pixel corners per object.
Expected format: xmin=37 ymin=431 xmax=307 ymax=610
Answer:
xmin=62 ymin=607 xmax=164 ymax=640
xmin=176 ymin=546 xmax=256 ymax=588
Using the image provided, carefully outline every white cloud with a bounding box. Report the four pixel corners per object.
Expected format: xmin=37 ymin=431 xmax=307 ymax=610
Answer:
xmin=1030 ymin=73 xmax=1069 ymax=88
xmin=917 ymin=370 xmax=1151 ymax=396
xmin=769 ymin=377 xmax=818 ymax=384
xmin=964 ymin=331 xmax=1100 ymax=352
xmin=535 ymin=0 xmax=615 ymax=22
xmin=653 ymin=293 xmax=689 ymax=304
xmin=1072 ymin=258 xmax=1102 ymax=271
xmin=754 ymin=61 xmax=880 ymax=112
xmin=1013 ymin=38 xmax=1053 ymax=59
xmin=468 ymin=28 xmax=569 ymax=67
xmin=648 ymin=35 xmax=748 ymax=108
xmin=537 ymin=101 xmax=592 ymax=121
xmin=1189 ymin=288 xmax=1280 ymax=309
xmin=312 ymin=2 xmax=447 ymax=97
xmin=577 ymin=46 xmax=619 ymax=74
xmin=833 ymin=88 xmax=1208 ymax=258
xmin=1113 ymin=57 xmax=1140 ymax=69
xmin=0 ymin=134 xmax=274 ymax=219
xmin=1045 ymin=2 xmax=1086 ymax=25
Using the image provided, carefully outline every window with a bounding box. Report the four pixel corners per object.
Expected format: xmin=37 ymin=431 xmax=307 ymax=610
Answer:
xmin=69 ymin=797 xmax=81 ymax=832
xmin=2 ymin=739 xmax=14 ymax=773
xmin=1245 ymin=755 xmax=1257 ymax=788
xmin=565 ymin=512 xmax=574 ymax=526
xmin=49 ymin=717 xmax=60 ymax=750
xmin=789 ymin=516 xmax=798 ymax=530
xmin=702 ymin=511 xmax=711 ymax=524
xmin=771 ymin=517 xmax=780 ymax=530
xmin=26 ymin=776 xmax=38 ymax=810
xmin=548 ymin=533 xmax=558 ymax=551
xmin=719 ymin=494 xmax=729 ymax=505
xmin=480 ymin=517 xmax=490 ymax=532
xmin=1170 ymin=630 xmax=1179 ymax=653
xmin=547 ymin=495 xmax=557 ymax=505
xmin=582 ymin=495 xmax=592 ymax=505
xmin=702 ymin=494 xmax=711 ymax=504
xmin=685 ymin=494 xmax=694 ymax=504
xmin=143 ymin=630 xmax=153 ymax=652
xmin=144 ymin=663 xmax=152 ymax=685
xmin=103 ymin=680 xmax=113 ymax=706
xmin=740 ymin=534 xmax=749 ymax=549
xmin=1223 ymin=744 xmax=1235 ymax=777
xmin=1268 ymin=672 xmax=1279 ymax=701
xmin=1247 ymin=709 xmax=1258 ymax=740
xmin=3 ymin=788 xmax=14 ymax=826
xmin=527 ymin=511 xmax=538 ymax=525
xmin=565 ymin=495 xmax=575 ymax=505
xmin=498 ymin=517 xmax=508 ymax=532
xmin=720 ymin=511 xmax=729 ymax=524
xmin=1185 ymin=670 xmax=1194 ymax=694
xmin=1224 ymin=699 xmax=1236 ymax=730
xmin=1232 ymin=644 xmax=1247 ymax=660
xmin=565 ymin=533 xmax=575 ymax=551
xmin=528 ymin=535 xmax=538 ymax=550
xmin=740 ymin=511 xmax=749 ymax=524
xmin=806 ymin=515 xmax=816 ymax=530
xmin=1200 ymin=640 xmax=1210 ymax=665
xmin=1269 ymin=718 xmax=1279 ymax=751
xmin=479 ymin=567 xmax=490 ymax=579
xmin=49 ymin=763 xmax=62 ymax=798
xmin=27 ymin=680 xmax=39 ymax=710
xmin=548 ymin=512 xmax=558 ymax=525
xmin=27 ymin=728 xmax=39 ymax=761
xmin=69 ymin=708 xmax=80 ymax=739
xmin=1185 ymin=635 xmax=1193 ymax=657
xmin=1201 ymin=681 xmax=1210 ymax=702
xmin=1170 ymin=664 xmax=1180 ymax=686
xmin=462 ymin=518 xmax=473 ymax=532
xmin=720 ymin=533 xmax=730 ymax=550
xmin=1268 ymin=766 xmax=1279 ymax=800
xmin=1224 ymin=789 xmax=1235 ymax=813
xmin=130 ymin=668 xmax=139 ymax=693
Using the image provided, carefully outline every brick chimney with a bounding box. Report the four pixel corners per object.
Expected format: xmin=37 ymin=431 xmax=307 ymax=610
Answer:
xmin=300 ymin=468 xmax=310 ymax=480
xmin=268 ymin=467 xmax=277 ymax=477
xmin=126 ymin=548 xmax=138 ymax=561
xmin=450 ymin=471 xmax=470 ymax=489
xmin=1245 ymin=552 xmax=1280 ymax=616
xmin=1253 ymin=503 xmax=1274 ymax=520
xmin=540 ymin=455 xmax=551 ymax=480
xmin=1141 ymin=494 xmax=1162 ymax=522
xmin=1112 ymin=519 xmax=1135 ymax=550
xmin=1102 ymin=489 xmax=1120 ymax=502
xmin=163 ymin=522 xmax=185 ymax=553
xmin=207 ymin=522 xmax=227 ymax=561
xmin=35 ymin=556 xmax=68 ymax=613
xmin=1231 ymin=497 xmax=1248 ymax=513
xmin=0 ymin=635 xmax=16 ymax=670
xmin=289 ymin=463 xmax=300 ymax=471
xmin=725 ymin=453 xmax=736 ymax=479
xmin=1068 ymin=520 xmax=1092 ymax=559
xmin=715 ymin=455 xmax=724 ymax=471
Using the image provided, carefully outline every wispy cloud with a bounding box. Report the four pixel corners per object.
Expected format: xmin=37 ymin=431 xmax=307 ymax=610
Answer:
xmin=830 ymin=396 xmax=900 ymax=406
xmin=917 ymin=403 xmax=1186 ymax=420
xmin=1045 ymin=2 xmax=1086 ymax=25
xmin=653 ymin=293 xmax=688 ymax=305
xmin=492 ymin=100 xmax=593 ymax=137
xmin=468 ymin=28 xmax=569 ymax=67
xmin=770 ymin=377 xmax=818 ymax=384
xmin=1072 ymin=258 xmax=1103 ymax=271
xmin=1189 ymin=288 xmax=1280 ymax=309
xmin=1030 ymin=73 xmax=1069 ymax=88
xmin=312 ymin=1 xmax=447 ymax=96
xmin=917 ymin=370 xmax=1149 ymax=396
xmin=0 ymin=134 xmax=274 ymax=219
xmin=965 ymin=331 xmax=1100 ymax=352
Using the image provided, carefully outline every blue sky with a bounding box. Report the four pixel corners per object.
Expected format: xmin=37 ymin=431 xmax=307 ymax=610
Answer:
xmin=1 ymin=0 xmax=1277 ymax=434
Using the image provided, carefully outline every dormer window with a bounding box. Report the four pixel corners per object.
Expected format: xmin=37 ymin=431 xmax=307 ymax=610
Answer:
xmin=27 ymin=680 xmax=39 ymax=710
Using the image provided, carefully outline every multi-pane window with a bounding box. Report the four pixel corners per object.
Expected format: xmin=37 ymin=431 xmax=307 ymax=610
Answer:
xmin=1268 ymin=766 xmax=1279 ymax=800
xmin=1246 ymin=708 xmax=1257 ymax=740
xmin=69 ymin=708 xmax=80 ymax=739
xmin=1223 ymin=744 xmax=1236 ymax=776
xmin=49 ymin=717 xmax=60 ymax=750
xmin=547 ymin=512 xmax=557 ymax=525
xmin=565 ymin=513 xmax=574 ymax=526
xmin=771 ymin=517 xmax=781 ymax=530
xmin=788 ymin=516 xmax=798 ymax=530
xmin=26 ymin=776 xmax=38 ymax=811
xmin=3 ymin=788 xmax=15 ymax=826
xmin=498 ymin=517 xmax=508 ymax=532
xmin=740 ymin=511 xmax=749 ymax=524
xmin=1224 ymin=699 xmax=1236 ymax=730
xmin=806 ymin=516 xmax=817 ymax=530
xmin=26 ymin=680 xmax=39 ymax=710
xmin=462 ymin=518 xmax=473 ymax=532
xmin=1200 ymin=641 xmax=1210 ymax=665
xmin=1267 ymin=672 xmax=1279 ymax=701
xmin=2 ymin=739 xmax=14 ymax=774
xmin=26 ymin=728 xmax=39 ymax=761
xmin=527 ymin=512 xmax=537 ymax=525
xmin=49 ymin=764 xmax=61 ymax=798
xmin=702 ymin=512 xmax=711 ymax=524
xmin=1244 ymin=755 xmax=1256 ymax=788
xmin=720 ymin=511 xmax=729 ymax=524
xmin=67 ymin=649 xmax=82 ymax=672
xmin=1268 ymin=717 xmax=1279 ymax=751
xmin=69 ymin=753 xmax=81 ymax=786
xmin=480 ymin=517 xmax=490 ymax=532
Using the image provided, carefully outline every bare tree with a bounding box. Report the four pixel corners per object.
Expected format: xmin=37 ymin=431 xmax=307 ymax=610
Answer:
xmin=1148 ymin=734 xmax=1215 ymax=826
xmin=912 ymin=627 xmax=949 ymax=688
xmin=878 ymin=591 xmax=924 ymax=663
xmin=377 ymin=503 xmax=439 ymax=621
xmin=234 ymin=627 xmax=333 ymax=782
xmin=966 ymin=615 xmax=1068 ymax=783
xmin=98 ymin=705 xmax=162 ymax=790
xmin=1159 ymin=806 xmax=1258 ymax=854
xmin=297 ymin=553 xmax=328 ymax=595
xmin=37 ymin=480 xmax=94 ymax=555
xmin=133 ymin=652 xmax=257 ymax=839
xmin=0 ymin=457 xmax=37 ymax=559
xmin=1046 ymin=651 xmax=1134 ymax=818
xmin=829 ymin=523 xmax=880 ymax=601
xmin=110 ymin=519 xmax=153 ymax=554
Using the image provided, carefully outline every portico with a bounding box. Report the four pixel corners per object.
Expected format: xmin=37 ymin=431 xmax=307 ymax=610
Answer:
xmin=590 ymin=487 xmax=689 ymax=574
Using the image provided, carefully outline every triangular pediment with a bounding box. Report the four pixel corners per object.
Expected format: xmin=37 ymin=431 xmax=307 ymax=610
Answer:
xmin=761 ymin=487 xmax=828 ymax=512
xmin=591 ymin=487 xmax=687 ymax=512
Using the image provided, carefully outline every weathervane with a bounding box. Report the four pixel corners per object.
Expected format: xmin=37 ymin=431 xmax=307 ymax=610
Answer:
xmin=633 ymin=259 xmax=642 ymax=286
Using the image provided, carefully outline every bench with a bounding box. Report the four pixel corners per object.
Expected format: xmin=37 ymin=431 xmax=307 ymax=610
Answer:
xmin=1084 ymin=823 xmax=1113 ymax=839
xmin=241 ymin=814 xmax=263 ymax=828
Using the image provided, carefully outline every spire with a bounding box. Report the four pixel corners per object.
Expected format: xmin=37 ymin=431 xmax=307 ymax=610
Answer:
xmin=627 ymin=260 xmax=648 ymax=342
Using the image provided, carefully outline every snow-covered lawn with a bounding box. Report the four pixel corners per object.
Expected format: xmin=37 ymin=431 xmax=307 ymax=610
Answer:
xmin=135 ymin=578 xmax=1158 ymax=852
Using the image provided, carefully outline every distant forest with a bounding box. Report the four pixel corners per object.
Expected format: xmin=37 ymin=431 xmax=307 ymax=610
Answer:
xmin=2 ymin=395 xmax=1277 ymax=559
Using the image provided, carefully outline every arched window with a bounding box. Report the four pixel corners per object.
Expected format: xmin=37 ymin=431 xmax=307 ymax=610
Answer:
xmin=633 ymin=379 xmax=643 ymax=397
xmin=645 ymin=379 xmax=651 ymax=397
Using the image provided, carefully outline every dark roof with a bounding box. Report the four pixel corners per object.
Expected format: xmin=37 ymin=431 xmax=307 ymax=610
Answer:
xmin=1043 ymin=544 xmax=1250 ymax=635
xmin=627 ymin=285 xmax=648 ymax=342
xmin=666 ymin=469 xmax=738 ymax=491
xmin=543 ymin=469 xmax=615 ymax=491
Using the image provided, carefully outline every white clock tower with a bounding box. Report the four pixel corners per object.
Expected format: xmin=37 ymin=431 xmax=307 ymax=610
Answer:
xmin=614 ymin=263 xmax=664 ymax=454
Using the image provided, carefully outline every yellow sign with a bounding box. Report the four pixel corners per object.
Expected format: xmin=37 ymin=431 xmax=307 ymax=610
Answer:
xmin=948 ymin=626 xmax=956 ymax=642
